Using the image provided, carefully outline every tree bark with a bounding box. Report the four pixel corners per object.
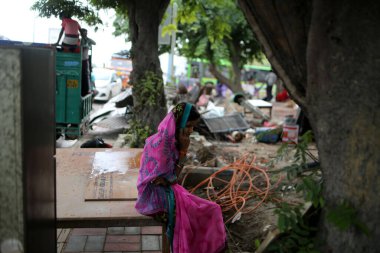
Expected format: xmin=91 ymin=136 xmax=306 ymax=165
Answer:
xmin=238 ymin=0 xmax=310 ymax=109
xmin=208 ymin=40 xmax=244 ymax=94
xmin=239 ymin=0 xmax=380 ymax=252
xmin=126 ymin=0 xmax=170 ymax=131
xmin=209 ymin=64 xmax=244 ymax=94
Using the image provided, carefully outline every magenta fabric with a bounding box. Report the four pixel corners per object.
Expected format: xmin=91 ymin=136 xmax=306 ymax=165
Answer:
xmin=172 ymin=184 xmax=226 ymax=253
xmin=135 ymin=112 xmax=178 ymax=215
xmin=135 ymin=108 xmax=226 ymax=252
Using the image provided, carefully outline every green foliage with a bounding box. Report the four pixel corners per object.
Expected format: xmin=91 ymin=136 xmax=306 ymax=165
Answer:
xmin=124 ymin=119 xmax=152 ymax=148
xmin=264 ymin=130 xmax=370 ymax=252
xmin=265 ymin=131 xmax=321 ymax=253
xmin=296 ymin=177 xmax=324 ymax=208
xmin=162 ymin=24 xmax=177 ymax=37
xmin=133 ymin=71 xmax=164 ymax=107
xmin=254 ymin=239 xmax=261 ymax=249
xmin=326 ymin=201 xmax=370 ymax=236
xmin=175 ymin=0 xmax=263 ymax=87
xmin=270 ymin=202 xmax=319 ymax=253
xmin=31 ymin=0 xmax=102 ymax=25
xmin=112 ymin=11 xmax=129 ymax=42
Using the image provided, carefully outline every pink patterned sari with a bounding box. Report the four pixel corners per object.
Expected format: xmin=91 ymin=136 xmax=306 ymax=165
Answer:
xmin=135 ymin=108 xmax=226 ymax=253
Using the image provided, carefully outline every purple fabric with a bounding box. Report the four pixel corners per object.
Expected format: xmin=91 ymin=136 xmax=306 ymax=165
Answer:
xmin=135 ymin=107 xmax=226 ymax=253
xmin=172 ymin=184 xmax=227 ymax=253
xmin=135 ymin=112 xmax=178 ymax=215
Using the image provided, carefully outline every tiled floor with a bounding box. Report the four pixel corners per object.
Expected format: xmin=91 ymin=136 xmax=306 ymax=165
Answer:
xmin=57 ymin=226 xmax=163 ymax=253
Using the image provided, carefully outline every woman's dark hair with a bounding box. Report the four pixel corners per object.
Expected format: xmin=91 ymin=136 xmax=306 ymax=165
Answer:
xmin=172 ymin=102 xmax=200 ymax=126
xmin=172 ymin=102 xmax=200 ymax=148
xmin=188 ymin=105 xmax=200 ymax=122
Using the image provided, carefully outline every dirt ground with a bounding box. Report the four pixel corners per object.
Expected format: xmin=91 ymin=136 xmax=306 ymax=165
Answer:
xmin=163 ymin=99 xmax=309 ymax=252
xmin=186 ymin=137 xmax=308 ymax=252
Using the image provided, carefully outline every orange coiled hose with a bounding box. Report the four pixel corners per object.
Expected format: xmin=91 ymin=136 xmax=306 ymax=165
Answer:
xmin=188 ymin=154 xmax=281 ymax=224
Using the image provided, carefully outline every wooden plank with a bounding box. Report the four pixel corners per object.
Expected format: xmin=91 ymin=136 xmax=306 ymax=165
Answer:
xmin=84 ymin=151 xmax=140 ymax=201
xmin=56 ymin=148 xmax=148 ymax=225
xmin=84 ymin=171 xmax=139 ymax=201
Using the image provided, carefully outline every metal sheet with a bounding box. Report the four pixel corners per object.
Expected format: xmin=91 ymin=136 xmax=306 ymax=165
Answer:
xmin=203 ymin=113 xmax=250 ymax=133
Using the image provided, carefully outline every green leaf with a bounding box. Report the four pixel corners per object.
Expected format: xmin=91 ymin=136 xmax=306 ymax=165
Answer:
xmin=162 ymin=24 xmax=177 ymax=37
xmin=254 ymin=239 xmax=261 ymax=249
xmin=278 ymin=214 xmax=286 ymax=232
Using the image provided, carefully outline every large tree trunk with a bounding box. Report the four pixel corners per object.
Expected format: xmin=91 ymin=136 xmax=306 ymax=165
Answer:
xmin=238 ymin=0 xmax=310 ymax=109
xmin=126 ymin=0 xmax=170 ymax=132
xmin=239 ymin=0 xmax=380 ymax=252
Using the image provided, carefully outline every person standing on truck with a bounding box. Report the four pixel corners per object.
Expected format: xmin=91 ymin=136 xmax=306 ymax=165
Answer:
xmin=55 ymin=11 xmax=83 ymax=53
xmin=80 ymin=28 xmax=96 ymax=96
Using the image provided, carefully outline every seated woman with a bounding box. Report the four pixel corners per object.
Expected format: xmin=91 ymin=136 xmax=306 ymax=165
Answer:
xmin=135 ymin=102 xmax=226 ymax=253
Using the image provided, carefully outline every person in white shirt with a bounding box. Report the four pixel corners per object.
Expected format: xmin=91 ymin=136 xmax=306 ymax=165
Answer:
xmin=80 ymin=28 xmax=96 ymax=96
xmin=263 ymin=71 xmax=277 ymax=101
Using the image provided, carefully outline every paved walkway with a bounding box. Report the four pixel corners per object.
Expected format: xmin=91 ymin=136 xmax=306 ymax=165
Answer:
xmin=57 ymin=226 xmax=163 ymax=253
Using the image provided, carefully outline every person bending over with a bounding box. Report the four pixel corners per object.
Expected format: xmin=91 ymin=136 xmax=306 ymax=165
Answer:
xmin=135 ymin=102 xmax=226 ymax=253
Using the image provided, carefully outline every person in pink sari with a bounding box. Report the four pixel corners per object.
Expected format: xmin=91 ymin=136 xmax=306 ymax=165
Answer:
xmin=135 ymin=102 xmax=226 ymax=253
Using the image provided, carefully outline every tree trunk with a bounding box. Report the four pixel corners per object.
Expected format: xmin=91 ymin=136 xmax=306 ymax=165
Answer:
xmin=209 ymin=64 xmax=244 ymax=94
xmin=238 ymin=0 xmax=310 ymax=109
xmin=239 ymin=0 xmax=380 ymax=252
xmin=126 ymin=0 xmax=170 ymax=132
xmin=208 ymin=40 xmax=244 ymax=94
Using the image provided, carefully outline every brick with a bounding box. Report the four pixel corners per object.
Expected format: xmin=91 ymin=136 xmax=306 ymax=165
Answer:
xmin=71 ymin=228 xmax=107 ymax=236
xmin=84 ymin=235 xmax=105 ymax=251
xmin=141 ymin=226 xmax=162 ymax=235
xmin=106 ymin=235 xmax=140 ymax=243
xmin=142 ymin=235 xmax=161 ymax=251
xmin=64 ymin=235 xmax=87 ymax=252
xmin=57 ymin=229 xmax=71 ymax=243
xmin=104 ymin=243 xmax=140 ymax=251
xmin=57 ymin=242 xmax=64 ymax=253
xmin=124 ymin=227 xmax=141 ymax=235
xmin=107 ymin=227 xmax=125 ymax=235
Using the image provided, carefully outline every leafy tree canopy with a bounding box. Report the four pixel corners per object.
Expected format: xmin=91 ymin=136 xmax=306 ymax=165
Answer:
xmin=176 ymin=0 xmax=263 ymax=68
xmin=31 ymin=0 xmax=129 ymax=27
xmin=31 ymin=0 xmax=101 ymax=25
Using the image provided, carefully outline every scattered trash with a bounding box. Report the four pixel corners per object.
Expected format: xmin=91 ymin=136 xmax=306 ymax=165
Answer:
xmin=80 ymin=137 xmax=113 ymax=148
xmin=255 ymin=127 xmax=282 ymax=143
xmin=203 ymin=113 xmax=250 ymax=134
xmin=244 ymin=128 xmax=256 ymax=139
xmin=231 ymin=211 xmax=242 ymax=223
xmin=56 ymin=135 xmax=78 ymax=148
xmin=200 ymin=101 xmax=225 ymax=118
xmin=282 ymin=115 xmax=299 ymax=144
xmin=226 ymin=131 xmax=244 ymax=143
xmin=233 ymin=93 xmax=271 ymax=121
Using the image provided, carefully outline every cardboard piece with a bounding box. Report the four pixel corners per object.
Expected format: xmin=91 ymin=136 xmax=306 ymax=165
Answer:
xmin=84 ymin=150 xmax=141 ymax=201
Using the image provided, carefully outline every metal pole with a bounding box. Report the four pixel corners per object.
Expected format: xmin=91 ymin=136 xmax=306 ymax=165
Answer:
xmin=167 ymin=3 xmax=178 ymax=85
